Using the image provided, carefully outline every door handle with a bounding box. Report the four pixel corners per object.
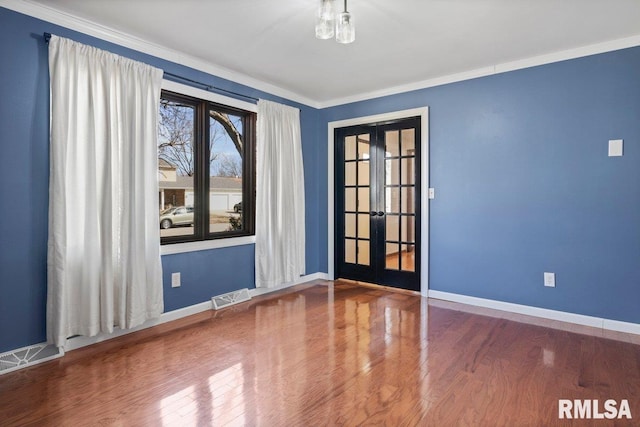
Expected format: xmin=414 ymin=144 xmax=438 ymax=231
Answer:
xmin=370 ymin=211 xmax=378 ymax=217
xmin=377 ymin=211 xmax=385 ymax=217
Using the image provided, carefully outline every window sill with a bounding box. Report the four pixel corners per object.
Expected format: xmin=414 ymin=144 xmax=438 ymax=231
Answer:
xmin=160 ymin=235 xmax=256 ymax=256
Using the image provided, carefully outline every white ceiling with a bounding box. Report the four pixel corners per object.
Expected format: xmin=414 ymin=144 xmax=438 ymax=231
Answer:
xmin=20 ymin=0 xmax=640 ymax=106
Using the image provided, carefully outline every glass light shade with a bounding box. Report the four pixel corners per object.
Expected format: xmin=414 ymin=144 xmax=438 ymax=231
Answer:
xmin=315 ymin=0 xmax=336 ymax=39
xmin=336 ymin=12 xmax=355 ymax=44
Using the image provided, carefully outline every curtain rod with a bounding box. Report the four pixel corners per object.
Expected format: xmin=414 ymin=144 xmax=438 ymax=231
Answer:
xmin=43 ymin=32 xmax=259 ymax=103
xmin=162 ymin=72 xmax=259 ymax=103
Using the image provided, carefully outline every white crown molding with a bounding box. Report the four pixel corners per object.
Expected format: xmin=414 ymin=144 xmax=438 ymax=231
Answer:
xmin=318 ymin=67 xmax=496 ymax=109
xmin=316 ymin=34 xmax=640 ymax=108
xmin=0 ymin=0 xmax=319 ymax=108
xmin=3 ymin=0 xmax=640 ymax=110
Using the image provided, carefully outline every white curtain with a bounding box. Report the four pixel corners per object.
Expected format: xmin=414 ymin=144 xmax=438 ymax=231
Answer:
xmin=255 ymin=100 xmax=306 ymax=288
xmin=47 ymin=35 xmax=164 ymax=347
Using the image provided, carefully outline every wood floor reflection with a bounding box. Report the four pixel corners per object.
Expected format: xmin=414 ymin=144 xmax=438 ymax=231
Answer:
xmin=1 ymin=280 xmax=639 ymax=426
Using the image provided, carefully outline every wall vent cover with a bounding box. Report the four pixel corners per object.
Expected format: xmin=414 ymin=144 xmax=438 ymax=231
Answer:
xmin=0 ymin=343 xmax=64 ymax=375
xmin=212 ymin=288 xmax=251 ymax=310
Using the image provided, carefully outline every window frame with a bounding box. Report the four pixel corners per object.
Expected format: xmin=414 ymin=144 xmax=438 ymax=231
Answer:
xmin=158 ymin=81 xmax=256 ymax=247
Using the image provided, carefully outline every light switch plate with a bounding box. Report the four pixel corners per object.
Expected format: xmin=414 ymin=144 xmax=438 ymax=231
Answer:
xmin=544 ymin=272 xmax=555 ymax=288
xmin=428 ymin=188 xmax=435 ymax=199
xmin=608 ymin=139 xmax=623 ymax=157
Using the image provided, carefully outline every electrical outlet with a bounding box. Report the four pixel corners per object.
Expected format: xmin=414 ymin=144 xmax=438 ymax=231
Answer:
xmin=171 ymin=272 xmax=181 ymax=288
xmin=544 ymin=272 xmax=555 ymax=288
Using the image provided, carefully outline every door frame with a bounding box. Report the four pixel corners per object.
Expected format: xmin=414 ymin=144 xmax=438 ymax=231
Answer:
xmin=327 ymin=107 xmax=429 ymax=296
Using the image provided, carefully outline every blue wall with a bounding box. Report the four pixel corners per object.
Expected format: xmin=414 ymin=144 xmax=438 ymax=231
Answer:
xmin=2 ymin=5 xmax=639 ymax=353
xmin=0 ymin=7 xmax=322 ymax=352
xmin=321 ymin=48 xmax=640 ymax=324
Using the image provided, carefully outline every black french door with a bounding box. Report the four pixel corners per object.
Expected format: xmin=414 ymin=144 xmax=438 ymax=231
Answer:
xmin=335 ymin=117 xmax=421 ymax=291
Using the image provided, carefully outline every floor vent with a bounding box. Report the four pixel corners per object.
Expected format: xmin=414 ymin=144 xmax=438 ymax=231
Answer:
xmin=0 ymin=343 xmax=64 ymax=375
xmin=212 ymin=288 xmax=251 ymax=310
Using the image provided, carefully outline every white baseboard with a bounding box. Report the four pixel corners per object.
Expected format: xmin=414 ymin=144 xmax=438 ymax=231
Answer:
xmin=602 ymin=318 xmax=640 ymax=335
xmin=64 ymin=300 xmax=213 ymax=352
xmin=64 ymin=273 xmax=330 ymax=352
xmin=428 ymin=290 xmax=640 ymax=336
xmin=249 ymin=272 xmax=330 ymax=297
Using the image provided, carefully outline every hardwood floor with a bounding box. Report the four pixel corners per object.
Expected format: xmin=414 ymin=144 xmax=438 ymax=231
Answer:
xmin=1 ymin=280 xmax=639 ymax=426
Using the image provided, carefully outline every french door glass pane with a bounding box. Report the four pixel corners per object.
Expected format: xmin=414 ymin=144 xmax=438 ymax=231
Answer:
xmin=357 ymin=187 xmax=370 ymax=212
xmin=345 ymin=214 xmax=356 ymax=238
xmin=345 ymin=162 xmax=356 ymax=186
xmin=358 ymin=160 xmax=370 ymax=185
xmin=401 ymin=187 xmax=415 ymax=214
xmin=358 ymin=214 xmax=370 ymax=239
xmin=345 ymin=239 xmax=356 ymax=264
xmin=385 ymin=159 xmax=400 ymax=185
xmin=401 ymin=216 xmax=415 ymax=243
xmin=401 ymin=158 xmax=414 ymax=185
xmin=345 ymin=135 xmax=357 ymax=160
xmin=385 ymin=242 xmax=400 ymax=270
xmin=401 ymin=128 xmax=415 ymax=155
xmin=386 ymin=187 xmax=400 ymax=214
xmin=345 ymin=188 xmax=356 ymax=212
xmin=385 ymin=130 xmax=400 ymax=157
xmin=386 ymin=215 xmax=399 ymax=241
xmin=357 ymin=240 xmax=370 ymax=266
xmin=358 ymin=134 xmax=370 ymax=159
xmin=402 ymin=244 xmax=416 ymax=272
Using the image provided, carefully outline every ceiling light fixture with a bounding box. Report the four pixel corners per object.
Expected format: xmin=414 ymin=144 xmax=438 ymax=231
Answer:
xmin=315 ymin=0 xmax=355 ymax=44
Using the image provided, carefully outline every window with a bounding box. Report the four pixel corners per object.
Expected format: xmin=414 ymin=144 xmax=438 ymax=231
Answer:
xmin=158 ymin=90 xmax=256 ymax=244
